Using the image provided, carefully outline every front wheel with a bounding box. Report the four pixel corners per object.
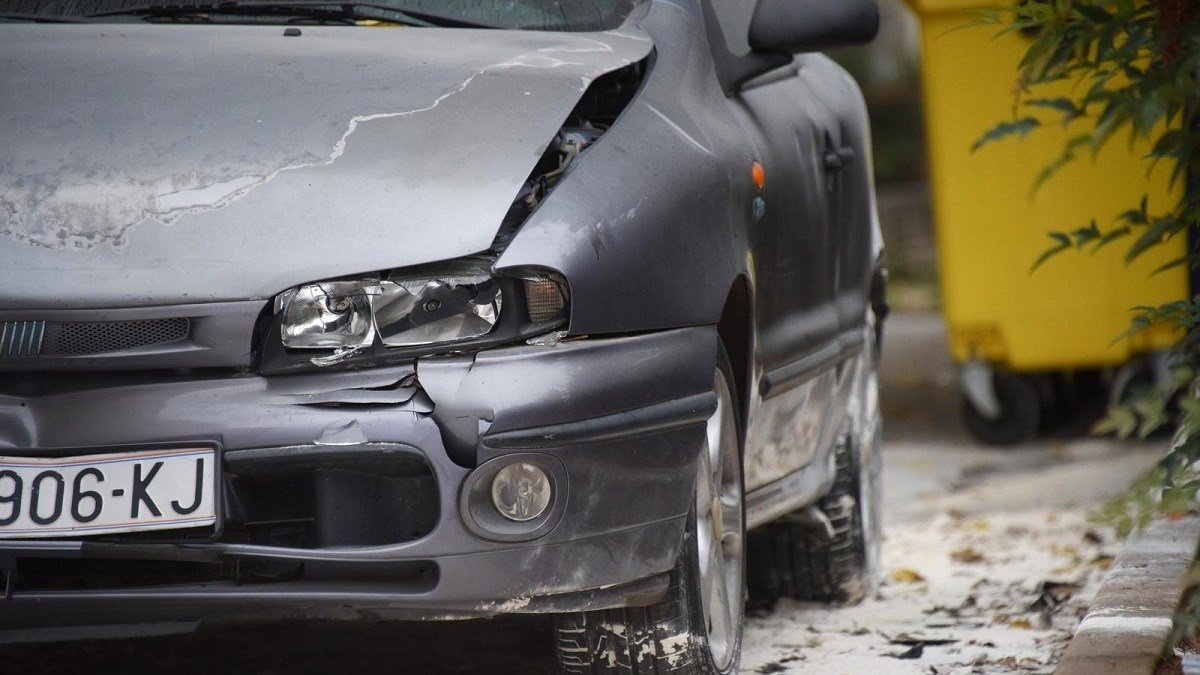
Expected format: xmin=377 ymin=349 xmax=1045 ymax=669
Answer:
xmin=553 ymin=348 xmax=746 ymax=675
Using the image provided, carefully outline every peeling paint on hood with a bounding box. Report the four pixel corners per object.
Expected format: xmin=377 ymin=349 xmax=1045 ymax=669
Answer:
xmin=0 ymin=25 xmax=651 ymax=308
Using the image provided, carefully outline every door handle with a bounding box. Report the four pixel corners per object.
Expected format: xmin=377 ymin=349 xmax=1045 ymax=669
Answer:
xmin=823 ymin=145 xmax=856 ymax=172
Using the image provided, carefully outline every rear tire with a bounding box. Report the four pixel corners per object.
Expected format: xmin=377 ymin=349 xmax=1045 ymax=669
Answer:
xmin=746 ymin=312 xmax=882 ymax=606
xmin=553 ymin=347 xmax=746 ymax=675
xmin=746 ymin=428 xmax=879 ymax=605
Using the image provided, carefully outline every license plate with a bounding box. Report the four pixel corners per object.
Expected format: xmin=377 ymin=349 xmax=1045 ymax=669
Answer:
xmin=0 ymin=447 xmax=216 ymax=539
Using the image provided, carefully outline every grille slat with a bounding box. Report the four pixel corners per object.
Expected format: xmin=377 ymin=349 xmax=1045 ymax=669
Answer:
xmin=0 ymin=321 xmax=45 ymax=357
xmin=0 ymin=318 xmax=190 ymax=358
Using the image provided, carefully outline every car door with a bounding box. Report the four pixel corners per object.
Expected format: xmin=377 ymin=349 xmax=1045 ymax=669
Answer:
xmin=709 ymin=1 xmax=846 ymax=490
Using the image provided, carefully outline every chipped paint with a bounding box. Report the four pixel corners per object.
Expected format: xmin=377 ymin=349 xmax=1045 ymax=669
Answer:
xmin=0 ymin=25 xmax=653 ymax=310
xmin=313 ymin=419 xmax=369 ymax=446
xmin=2 ymin=47 xmax=591 ymax=252
xmin=645 ymin=102 xmax=714 ymax=156
xmin=475 ymin=596 xmax=532 ymax=613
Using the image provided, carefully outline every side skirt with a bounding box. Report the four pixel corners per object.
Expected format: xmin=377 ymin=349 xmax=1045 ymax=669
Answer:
xmin=744 ymin=451 xmax=837 ymax=531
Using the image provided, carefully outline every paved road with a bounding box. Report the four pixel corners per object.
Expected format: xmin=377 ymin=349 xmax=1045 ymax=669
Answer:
xmin=0 ymin=313 xmax=1160 ymax=674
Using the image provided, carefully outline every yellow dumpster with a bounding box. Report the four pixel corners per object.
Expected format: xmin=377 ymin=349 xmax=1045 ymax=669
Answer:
xmin=903 ymin=0 xmax=1187 ymax=444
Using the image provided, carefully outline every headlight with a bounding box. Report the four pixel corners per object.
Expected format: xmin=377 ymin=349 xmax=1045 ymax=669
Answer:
xmin=374 ymin=275 xmax=501 ymax=347
xmin=279 ymin=281 xmax=376 ymax=351
xmin=265 ymin=260 xmax=568 ymax=371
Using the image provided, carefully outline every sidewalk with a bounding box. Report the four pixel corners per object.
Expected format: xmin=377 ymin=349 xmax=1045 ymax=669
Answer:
xmin=739 ymin=312 xmax=1164 ymax=674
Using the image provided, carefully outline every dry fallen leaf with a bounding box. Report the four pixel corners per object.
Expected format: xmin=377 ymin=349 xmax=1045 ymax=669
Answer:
xmin=1009 ymin=618 xmax=1033 ymax=629
xmin=891 ymin=568 xmax=926 ymax=583
xmin=950 ymin=547 xmax=987 ymax=564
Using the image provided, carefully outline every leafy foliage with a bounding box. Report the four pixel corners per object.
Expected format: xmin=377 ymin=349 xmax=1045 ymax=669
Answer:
xmin=978 ymin=0 xmax=1200 ymax=655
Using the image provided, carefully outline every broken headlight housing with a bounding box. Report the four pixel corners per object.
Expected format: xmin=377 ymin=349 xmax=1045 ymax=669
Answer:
xmin=260 ymin=259 xmax=569 ymax=374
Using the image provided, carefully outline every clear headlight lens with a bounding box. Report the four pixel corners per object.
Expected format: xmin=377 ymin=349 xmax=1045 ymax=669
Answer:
xmin=375 ymin=275 xmax=502 ymax=347
xmin=279 ymin=281 xmax=375 ymax=351
xmin=278 ymin=273 xmax=503 ymax=360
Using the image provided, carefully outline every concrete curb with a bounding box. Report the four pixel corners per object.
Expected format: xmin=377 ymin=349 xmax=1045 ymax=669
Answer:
xmin=1055 ymin=515 xmax=1200 ymax=675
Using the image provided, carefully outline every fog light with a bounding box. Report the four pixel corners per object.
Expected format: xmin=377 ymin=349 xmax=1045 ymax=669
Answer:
xmin=491 ymin=463 xmax=552 ymax=522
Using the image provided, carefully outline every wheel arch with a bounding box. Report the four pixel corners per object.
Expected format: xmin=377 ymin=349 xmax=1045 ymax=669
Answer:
xmin=717 ymin=274 xmax=754 ymax=438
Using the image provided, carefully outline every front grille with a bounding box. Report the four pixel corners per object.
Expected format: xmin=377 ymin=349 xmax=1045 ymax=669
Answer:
xmin=0 ymin=321 xmax=44 ymax=357
xmin=0 ymin=318 xmax=190 ymax=357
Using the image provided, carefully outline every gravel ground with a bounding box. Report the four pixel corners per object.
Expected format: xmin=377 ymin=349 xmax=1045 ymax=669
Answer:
xmin=0 ymin=313 xmax=1163 ymax=673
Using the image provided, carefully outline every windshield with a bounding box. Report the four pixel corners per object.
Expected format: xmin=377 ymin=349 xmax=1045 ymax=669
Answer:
xmin=0 ymin=0 xmax=643 ymax=29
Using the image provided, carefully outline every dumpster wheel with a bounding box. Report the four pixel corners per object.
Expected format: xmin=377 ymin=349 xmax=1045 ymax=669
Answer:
xmin=961 ymin=368 xmax=1040 ymax=446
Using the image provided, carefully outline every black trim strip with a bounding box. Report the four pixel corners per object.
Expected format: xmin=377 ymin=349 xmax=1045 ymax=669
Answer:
xmin=481 ymin=392 xmax=718 ymax=450
xmin=760 ymin=328 xmax=865 ymax=399
xmin=223 ymin=443 xmax=426 ymax=476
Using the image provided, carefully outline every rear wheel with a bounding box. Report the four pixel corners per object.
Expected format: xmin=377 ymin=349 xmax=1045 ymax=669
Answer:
xmin=553 ymin=348 xmax=745 ymax=674
xmin=746 ymin=312 xmax=882 ymax=606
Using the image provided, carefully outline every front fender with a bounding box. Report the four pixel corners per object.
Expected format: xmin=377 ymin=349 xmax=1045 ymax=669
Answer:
xmin=496 ymin=0 xmax=754 ymax=335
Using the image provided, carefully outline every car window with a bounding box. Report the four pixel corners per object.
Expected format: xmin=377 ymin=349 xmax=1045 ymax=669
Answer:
xmin=709 ymin=0 xmax=755 ymax=56
xmin=0 ymin=0 xmax=644 ymax=30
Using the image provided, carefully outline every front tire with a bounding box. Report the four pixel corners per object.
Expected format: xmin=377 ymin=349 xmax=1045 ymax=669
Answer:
xmin=553 ymin=348 xmax=746 ymax=675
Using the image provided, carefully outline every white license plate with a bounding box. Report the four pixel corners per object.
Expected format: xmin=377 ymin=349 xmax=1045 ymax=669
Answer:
xmin=0 ymin=447 xmax=216 ymax=539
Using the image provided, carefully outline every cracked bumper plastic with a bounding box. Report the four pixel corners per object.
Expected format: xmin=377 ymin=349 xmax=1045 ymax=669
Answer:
xmin=0 ymin=326 xmax=719 ymax=637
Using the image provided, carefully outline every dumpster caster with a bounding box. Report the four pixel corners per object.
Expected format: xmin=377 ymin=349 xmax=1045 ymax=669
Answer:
xmin=961 ymin=360 xmax=1040 ymax=446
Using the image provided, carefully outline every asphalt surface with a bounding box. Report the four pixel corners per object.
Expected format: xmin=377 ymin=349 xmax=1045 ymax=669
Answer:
xmin=0 ymin=312 xmax=1160 ymax=674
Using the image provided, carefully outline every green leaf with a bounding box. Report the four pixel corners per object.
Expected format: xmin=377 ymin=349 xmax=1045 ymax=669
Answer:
xmin=1093 ymin=405 xmax=1138 ymax=438
xmin=1032 ymin=135 xmax=1091 ymax=192
xmin=1147 ymin=129 xmax=1187 ymax=160
xmin=972 ymin=117 xmax=1041 ymax=153
xmin=1071 ymin=219 xmax=1102 ymax=247
xmin=1126 ymin=216 xmax=1183 ymax=263
xmin=1031 ymin=232 xmax=1072 ymax=271
xmin=1025 ymin=97 xmax=1085 ymax=124
xmin=1075 ymin=4 xmax=1115 ymax=23
xmin=1097 ymin=225 xmax=1132 ymax=249
xmin=1151 ymin=255 xmax=1190 ymax=276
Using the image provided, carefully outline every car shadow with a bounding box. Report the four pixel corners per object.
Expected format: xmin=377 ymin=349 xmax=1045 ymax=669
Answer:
xmin=0 ymin=616 xmax=559 ymax=674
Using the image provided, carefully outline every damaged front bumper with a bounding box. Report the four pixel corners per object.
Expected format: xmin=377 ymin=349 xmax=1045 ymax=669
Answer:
xmin=0 ymin=327 xmax=718 ymax=640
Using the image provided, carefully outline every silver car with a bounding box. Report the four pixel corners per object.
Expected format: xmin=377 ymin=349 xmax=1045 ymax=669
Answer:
xmin=0 ymin=0 xmax=885 ymax=672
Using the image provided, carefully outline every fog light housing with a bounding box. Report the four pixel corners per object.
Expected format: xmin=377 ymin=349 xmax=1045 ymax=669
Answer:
xmin=491 ymin=463 xmax=552 ymax=522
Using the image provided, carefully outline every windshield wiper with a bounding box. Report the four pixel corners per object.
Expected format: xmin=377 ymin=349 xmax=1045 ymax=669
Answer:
xmin=84 ymin=1 xmax=499 ymax=27
xmin=0 ymin=12 xmax=94 ymax=22
xmin=239 ymin=1 xmax=501 ymax=27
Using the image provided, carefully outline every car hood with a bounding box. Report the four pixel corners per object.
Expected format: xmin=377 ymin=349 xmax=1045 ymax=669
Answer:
xmin=0 ymin=24 xmax=651 ymax=309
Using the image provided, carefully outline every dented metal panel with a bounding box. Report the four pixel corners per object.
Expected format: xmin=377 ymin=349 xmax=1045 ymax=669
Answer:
xmin=0 ymin=25 xmax=650 ymax=308
xmin=0 ymin=0 xmax=886 ymax=641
